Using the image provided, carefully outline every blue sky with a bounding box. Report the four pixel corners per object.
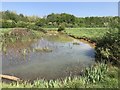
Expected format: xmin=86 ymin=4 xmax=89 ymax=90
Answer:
xmin=1 ymin=2 xmax=118 ymax=17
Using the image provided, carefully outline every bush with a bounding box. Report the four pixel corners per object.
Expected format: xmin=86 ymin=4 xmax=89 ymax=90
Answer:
xmin=27 ymin=23 xmax=39 ymax=30
xmin=58 ymin=24 xmax=65 ymax=32
xmin=16 ymin=21 xmax=28 ymax=28
xmin=27 ymin=23 xmax=47 ymax=33
xmin=2 ymin=20 xmax=16 ymax=28
xmin=95 ymin=28 xmax=120 ymax=64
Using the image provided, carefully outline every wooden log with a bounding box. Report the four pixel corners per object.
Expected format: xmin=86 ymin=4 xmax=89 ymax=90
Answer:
xmin=0 ymin=74 xmax=20 ymax=81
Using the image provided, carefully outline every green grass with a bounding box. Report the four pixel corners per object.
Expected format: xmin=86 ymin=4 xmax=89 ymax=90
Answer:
xmin=0 ymin=28 xmax=12 ymax=41
xmin=0 ymin=28 xmax=12 ymax=34
xmin=0 ymin=28 xmax=13 ymax=51
xmin=43 ymin=28 xmax=58 ymax=31
xmin=44 ymin=33 xmax=72 ymax=42
xmin=65 ymin=28 xmax=109 ymax=42
xmin=42 ymin=27 xmax=109 ymax=42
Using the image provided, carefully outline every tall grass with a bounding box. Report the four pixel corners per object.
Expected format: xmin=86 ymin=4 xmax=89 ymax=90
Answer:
xmin=84 ymin=63 xmax=108 ymax=83
xmin=1 ymin=28 xmax=44 ymax=43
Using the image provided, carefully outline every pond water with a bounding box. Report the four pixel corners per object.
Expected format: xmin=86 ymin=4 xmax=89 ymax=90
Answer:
xmin=2 ymin=34 xmax=95 ymax=81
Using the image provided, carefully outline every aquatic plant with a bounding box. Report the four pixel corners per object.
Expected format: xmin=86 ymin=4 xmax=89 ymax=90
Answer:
xmin=34 ymin=47 xmax=52 ymax=53
xmin=22 ymin=49 xmax=28 ymax=56
xmin=72 ymin=42 xmax=80 ymax=45
xmin=2 ymin=46 xmax=7 ymax=54
xmin=84 ymin=63 xmax=108 ymax=83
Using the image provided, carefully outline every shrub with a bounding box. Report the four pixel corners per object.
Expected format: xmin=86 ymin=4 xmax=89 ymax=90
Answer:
xmin=27 ymin=23 xmax=39 ymax=30
xmin=95 ymin=28 xmax=120 ymax=64
xmin=58 ymin=24 xmax=65 ymax=32
xmin=16 ymin=21 xmax=28 ymax=28
xmin=27 ymin=23 xmax=47 ymax=33
xmin=2 ymin=20 xmax=16 ymax=28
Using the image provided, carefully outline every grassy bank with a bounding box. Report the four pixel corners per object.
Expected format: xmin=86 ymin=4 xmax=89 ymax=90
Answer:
xmin=1 ymin=28 xmax=44 ymax=42
xmin=65 ymin=28 xmax=109 ymax=42
xmin=64 ymin=28 xmax=119 ymax=64
xmin=43 ymin=28 xmax=109 ymax=43
xmin=0 ymin=28 xmax=44 ymax=53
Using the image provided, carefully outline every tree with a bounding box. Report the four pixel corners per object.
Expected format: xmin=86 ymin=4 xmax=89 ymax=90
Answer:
xmin=35 ymin=18 xmax=46 ymax=27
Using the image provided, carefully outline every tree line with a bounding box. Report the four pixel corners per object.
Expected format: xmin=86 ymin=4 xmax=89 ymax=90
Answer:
xmin=0 ymin=10 xmax=119 ymax=28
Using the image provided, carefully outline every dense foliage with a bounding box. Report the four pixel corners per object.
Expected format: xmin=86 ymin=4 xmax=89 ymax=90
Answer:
xmin=95 ymin=17 xmax=120 ymax=64
xmin=0 ymin=10 xmax=119 ymax=29
xmin=58 ymin=24 xmax=65 ymax=32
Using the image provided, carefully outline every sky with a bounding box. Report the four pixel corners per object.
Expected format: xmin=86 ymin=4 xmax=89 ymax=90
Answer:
xmin=1 ymin=2 xmax=118 ymax=17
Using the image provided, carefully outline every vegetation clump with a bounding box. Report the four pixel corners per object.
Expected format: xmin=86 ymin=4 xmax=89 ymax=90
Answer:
xmin=84 ymin=63 xmax=108 ymax=83
xmin=58 ymin=24 xmax=65 ymax=32
xmin=95 ymin=19 xmax=120 ymax=64
xmin=34 ymin=47 xmax=52 ymax=52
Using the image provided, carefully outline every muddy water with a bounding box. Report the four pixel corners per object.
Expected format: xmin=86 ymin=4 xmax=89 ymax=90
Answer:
xmin=2 ymin=34 xmax=95 ymax=81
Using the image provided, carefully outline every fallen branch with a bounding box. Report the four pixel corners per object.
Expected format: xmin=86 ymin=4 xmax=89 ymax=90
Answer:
xmin=0 ymin=74 xmax=20 ymax=81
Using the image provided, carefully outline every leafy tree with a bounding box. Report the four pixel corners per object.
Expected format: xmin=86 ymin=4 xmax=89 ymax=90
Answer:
xmin=35 ymin=18 xmax=46 ymax=27
xmin=0 ymin=10 xmax=119 ymax=28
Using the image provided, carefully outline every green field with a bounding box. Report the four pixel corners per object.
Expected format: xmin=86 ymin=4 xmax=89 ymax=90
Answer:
xmin=43 ymin=28 xmax=109 ymax=42
xmin=65 ymin=28 xmax=109 ymax=42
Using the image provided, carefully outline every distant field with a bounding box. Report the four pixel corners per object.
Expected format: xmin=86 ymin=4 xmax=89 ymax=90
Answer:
xmin=42 ymin=27 xmax=109 ymax=42
xmin=43 ymin=28 xmax=58 ymax=31
xmin=65 ymin=28 xmax=109 ymax=42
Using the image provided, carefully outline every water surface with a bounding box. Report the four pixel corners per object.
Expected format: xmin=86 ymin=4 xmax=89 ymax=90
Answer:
xmin=2 ymin=34 xmax=95 ymax=80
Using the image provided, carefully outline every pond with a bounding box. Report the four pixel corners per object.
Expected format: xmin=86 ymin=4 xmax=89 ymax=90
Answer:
xmin=2 ymin=33 xmax=95 ymax=81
